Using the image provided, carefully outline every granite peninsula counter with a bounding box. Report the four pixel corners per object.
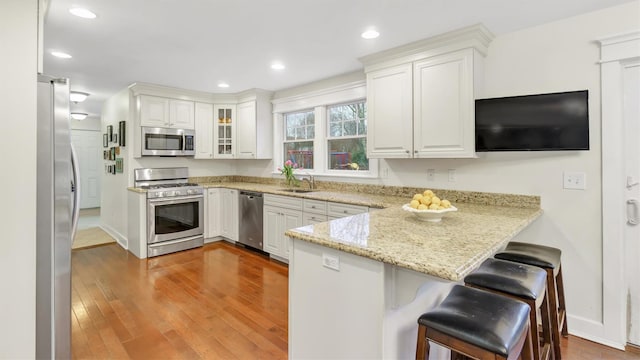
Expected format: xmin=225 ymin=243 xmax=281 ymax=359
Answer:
xmin=280 ymin=188 xmax=541 ymax=360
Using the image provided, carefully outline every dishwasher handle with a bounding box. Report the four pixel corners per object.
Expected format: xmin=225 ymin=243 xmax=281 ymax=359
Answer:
xmin=240 ymin=191 xmax=263 ymax=199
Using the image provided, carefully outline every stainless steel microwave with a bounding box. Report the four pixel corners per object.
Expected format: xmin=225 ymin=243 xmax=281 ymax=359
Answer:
xmin=141 ymin=127 xmax=195 ymax=156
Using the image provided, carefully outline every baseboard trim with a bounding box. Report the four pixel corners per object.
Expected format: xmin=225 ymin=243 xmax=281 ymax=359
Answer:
xmin=567 ymin=314 xmax=626 ymax=350
xmin=627 ymin=343 xmax=640 ymax=355
xmin=99 ymin=224 xmax=127 ymax=249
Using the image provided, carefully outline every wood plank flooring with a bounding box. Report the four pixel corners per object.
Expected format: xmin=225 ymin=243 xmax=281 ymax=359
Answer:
xmin=71 ymin=242 xmax=288 ymax=359
xmin=72 ymin=242 xmax=640 ymax=359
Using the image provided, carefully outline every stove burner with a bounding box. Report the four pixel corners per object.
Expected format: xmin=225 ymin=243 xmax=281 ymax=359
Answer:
xmin=140 ymin=183 xmax=201 ymax=190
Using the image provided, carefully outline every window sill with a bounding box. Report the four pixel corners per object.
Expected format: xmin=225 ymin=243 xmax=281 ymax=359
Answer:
xmin=271 ymin=170 xmax=379 ymax=180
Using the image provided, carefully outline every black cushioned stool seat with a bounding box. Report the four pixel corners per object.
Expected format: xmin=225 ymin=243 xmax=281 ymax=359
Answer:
xmin=465 ymin=258 xmax=553 ymax=360
xmin=416 ymin=285 xmax=533 ymax=360
xmin=495 ymin=242 xmax=568 ymax=360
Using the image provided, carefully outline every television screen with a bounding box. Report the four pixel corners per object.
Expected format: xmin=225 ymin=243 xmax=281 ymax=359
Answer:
xmin=475 ymin=90 xmax=589 ymax=151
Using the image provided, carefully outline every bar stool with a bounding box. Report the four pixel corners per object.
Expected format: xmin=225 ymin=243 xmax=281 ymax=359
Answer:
xmin=416 ymin=285 xmax=533 ymax=360
xmin=464 ymin=258 xmax=553 ymax=360
xmin=495 ymin=242 xmax=567 ymax=360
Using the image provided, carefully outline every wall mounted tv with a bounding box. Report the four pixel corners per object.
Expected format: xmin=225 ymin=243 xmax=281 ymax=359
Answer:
xmin=475 ymin=90 xmax=589 ymax=151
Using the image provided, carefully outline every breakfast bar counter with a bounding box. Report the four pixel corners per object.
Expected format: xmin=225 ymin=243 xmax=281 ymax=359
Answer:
xmin=284 ymin=198 xmax=542 ymax=359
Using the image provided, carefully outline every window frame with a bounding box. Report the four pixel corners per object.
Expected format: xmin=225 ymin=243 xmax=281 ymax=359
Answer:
xmin=325 ymin=100 xmax=370 ymax=175
xmin=271 ymin=79 xmax=378 ymax=179
xmin=283 ymin=109 xmax=315 ymax=171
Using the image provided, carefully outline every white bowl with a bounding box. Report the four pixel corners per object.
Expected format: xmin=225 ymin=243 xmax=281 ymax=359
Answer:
xmin=402 ymin=203 xmax=458 ymax=222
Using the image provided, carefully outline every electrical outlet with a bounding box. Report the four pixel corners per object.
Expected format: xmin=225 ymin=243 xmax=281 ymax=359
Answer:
xmin=563 ymin=172 xmax=586 ymax=190
xmin=448 ymin=169 xmax=456 ymax=182
xmin=322 ymin=253 xmax=340 ymax=271
xmin=381 ymin=167 xmax=389 ymax=178
xmin=427 ymin=169 xmax=435 ymax=181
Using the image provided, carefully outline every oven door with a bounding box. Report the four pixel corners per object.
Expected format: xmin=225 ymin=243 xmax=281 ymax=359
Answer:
xmin=147 ymin=195 xmax=204 ymax=244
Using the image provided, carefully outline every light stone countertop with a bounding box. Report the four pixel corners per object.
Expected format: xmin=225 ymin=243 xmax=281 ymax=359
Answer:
xmin=285 ymin=202 xmax=542 ymax=281
xmin=128 ymin=178 xmax=542 ymax=280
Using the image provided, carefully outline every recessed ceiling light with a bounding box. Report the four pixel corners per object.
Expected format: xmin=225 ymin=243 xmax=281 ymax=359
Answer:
xmin=70 ymin=113 xmax=88 ymax=120
xmin=271 ymin=63 xmax=285 ymax=70
xmin=70 ymin=91 xmax=90 ymax=103
xmin=218 ymin=83 xmax=230 ymax=88
xmin=51 ymin=51 xmax=72 ymax=59
xmin=69 ymin=7 xmax=96 ymax=19
xmin=361 ymin=29 xmax=380 ymax=39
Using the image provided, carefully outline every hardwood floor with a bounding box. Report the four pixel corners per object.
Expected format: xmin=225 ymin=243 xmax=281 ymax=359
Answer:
xmin=71 ymin=242 xmax=288 ymax=359
xmin=72 ymin=242 xmax=640 ymax=359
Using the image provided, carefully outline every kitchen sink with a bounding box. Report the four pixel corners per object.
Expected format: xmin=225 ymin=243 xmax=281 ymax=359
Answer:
xmin=279 ymin=188 xmax=315 ymax=193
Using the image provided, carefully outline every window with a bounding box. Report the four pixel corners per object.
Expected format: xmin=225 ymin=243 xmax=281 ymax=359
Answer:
xmin=284 ymin=110 xmax=314 ymax=169
xmin=327 ymin=101 xmax=368 ymax=171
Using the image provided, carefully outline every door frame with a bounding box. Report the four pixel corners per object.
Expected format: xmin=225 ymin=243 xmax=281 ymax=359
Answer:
xmin=599 ymin=30 xmax=640 ymax=349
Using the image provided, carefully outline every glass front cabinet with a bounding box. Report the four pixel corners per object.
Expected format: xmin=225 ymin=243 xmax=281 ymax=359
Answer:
xmin=213 ymin=105 xmax=236 ymax=158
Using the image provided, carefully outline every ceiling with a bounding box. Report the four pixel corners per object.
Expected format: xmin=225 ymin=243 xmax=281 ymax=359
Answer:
xmin=44 ymin=0 xmax=634 ymax=120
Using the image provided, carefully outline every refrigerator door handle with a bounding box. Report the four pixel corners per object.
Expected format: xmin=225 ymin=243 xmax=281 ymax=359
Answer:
xmin=70 ymin=143 xmax=81 ymax=240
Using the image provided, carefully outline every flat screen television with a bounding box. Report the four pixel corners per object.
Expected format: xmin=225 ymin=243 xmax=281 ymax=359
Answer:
xmin=475 ymin=90 xmax=589 ymax=151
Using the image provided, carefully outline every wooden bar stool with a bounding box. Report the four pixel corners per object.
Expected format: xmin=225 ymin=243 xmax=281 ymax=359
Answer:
xmin=416 ymin=285 xmax=534 ymax=360
xmin=495 ymin=242 xmax=567 ymax=360
xmin=465 ymin=258 xmax=553 ymax=360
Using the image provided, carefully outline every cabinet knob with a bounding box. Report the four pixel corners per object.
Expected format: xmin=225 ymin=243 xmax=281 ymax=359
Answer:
xmin=405 ymin=150 xmax=410 ymax=154
xmin=414 ymin=150 xmax=418 ymax=153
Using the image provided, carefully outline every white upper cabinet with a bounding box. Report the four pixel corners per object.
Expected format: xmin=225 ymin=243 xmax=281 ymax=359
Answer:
xmin=236 ymin=101 xmax=257 ymax=159
xmin=194 ymin=102 xmax=214 ymax=159
xmin=366 ymin=64 xmax=414 ymax=158
xmin=360 ymin=24 xmax=493 ymax=159
xmin=413 ymin=49 xmax=476 ymax=158
xmin=170 ymin=99 xmax=195 ymax=129
xmin=140 ymin=95 xmax=169 ymax=127
xmin=213 ymin=105 xmax=236 ymax=159
xmin=236 ymin=91 xmax=273 ymax=159
xmin=139 ymin=95 xmax=194 ymax=129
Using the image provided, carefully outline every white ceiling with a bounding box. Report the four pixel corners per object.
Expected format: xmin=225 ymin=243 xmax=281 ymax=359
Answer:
xmin=44 ymin=0 xmax=634 ymax=120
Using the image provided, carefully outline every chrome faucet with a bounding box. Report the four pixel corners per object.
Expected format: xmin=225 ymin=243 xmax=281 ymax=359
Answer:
xmin=300 ymin=175 xmax=315 ymax=190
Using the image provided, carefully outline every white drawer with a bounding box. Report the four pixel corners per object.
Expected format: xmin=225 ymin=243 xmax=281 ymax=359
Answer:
xmin=264 ymin=194 xmax=303 ymax=211
xmin=303 ymin=199 xmax=327 ymax=215
xmin=303 ymin=212 xmax=328 ymax=225
xmin=327 ymin=202 xmax=368 ymax=218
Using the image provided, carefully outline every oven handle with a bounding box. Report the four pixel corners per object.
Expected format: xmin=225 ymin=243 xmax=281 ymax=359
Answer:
xmin=148 ymin=194 xmax=203 ymax=205
xmin=148 ymin=235 xmax=203 ymax=248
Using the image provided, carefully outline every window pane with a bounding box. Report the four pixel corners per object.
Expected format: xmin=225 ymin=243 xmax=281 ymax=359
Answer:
xmin=328 ymin=101 xmax=367 ymax=138
xmin=284 ymin=141 xmax=314 ymax=169
xmin=328 ymin=137 xmax=368 ymax=171
xmin=285 ymin=110 xmax=315 ymax=141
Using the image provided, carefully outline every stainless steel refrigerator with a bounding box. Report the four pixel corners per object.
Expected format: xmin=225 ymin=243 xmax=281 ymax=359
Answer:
xmin=36 ymin=75 xmax=80 ymax=359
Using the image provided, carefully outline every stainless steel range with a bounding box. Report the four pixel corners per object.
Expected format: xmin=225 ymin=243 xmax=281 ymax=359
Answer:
xmin=134 ymin=167 xmax=204 ymax=257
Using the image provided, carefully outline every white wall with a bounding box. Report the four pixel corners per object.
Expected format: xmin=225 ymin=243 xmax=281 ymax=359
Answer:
xmin=0 ymin=0 xmax=37 ymax=357
xmin=267 ymin=1 xmax=640 ymax=346
xmin=71 ymin=116 xmax=101 ymax=131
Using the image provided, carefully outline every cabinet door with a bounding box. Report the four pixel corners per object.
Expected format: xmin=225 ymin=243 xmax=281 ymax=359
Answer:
xmin=366 ymin=64 xmax=414 ymax=158
xmin=140 ymin=95 xmax=169 ymax=127
xmin=206 ymin=188 xmax=221 ymax=238
xmin=236 ymin=101 xmax=257 ymax=159
xmin=281 ymin=208 xmax=303 ymax=260
xmin=221 ymin=189 xmax=239 ymax=241
xmin=413 ymin=49 xmax=475 ymax=158
xmin=263 ymin=205 xmax=281 ymax=255
xmin=170 ymin=100 xmax=195 ymax=129
xmin=213 ymin=105 xmax=236 ymax=159
xmin=194 ymin=102 xmax=214 ymax=159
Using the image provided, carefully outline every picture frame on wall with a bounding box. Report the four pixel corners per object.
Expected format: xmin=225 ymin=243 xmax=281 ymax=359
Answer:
xmin=113 ymin=133 xmax=118 ymax=144
xmin=107 ymin=125 xmax=113 ymax=142
xmin=116 ymin=158 xmax=123 ymax=173
xmin=118 ymin=121 xmax=126 ymax=146
xmin=103 ymin=134 xmax=108 ymax=148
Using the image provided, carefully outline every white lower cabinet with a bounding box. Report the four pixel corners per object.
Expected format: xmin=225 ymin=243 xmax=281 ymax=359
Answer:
xmin=263 ymin=195 xmax=303 ymax=262
xmin=205 ymin=188 xmax=221 ymax=241
xmin=221 ymin=188 xmax=239 ymax=242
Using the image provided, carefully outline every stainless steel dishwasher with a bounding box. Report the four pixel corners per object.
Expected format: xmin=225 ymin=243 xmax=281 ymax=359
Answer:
xmin=238 ymin=191 xmax=264 ymax=250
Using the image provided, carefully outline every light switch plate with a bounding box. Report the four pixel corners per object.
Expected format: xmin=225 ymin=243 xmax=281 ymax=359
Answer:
xmin=563 ymin=171 xmax=586 ymax=190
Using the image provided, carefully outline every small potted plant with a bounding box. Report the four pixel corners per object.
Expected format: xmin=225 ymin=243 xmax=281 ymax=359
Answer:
xmin=279 ymin=159 xmax=300 ymax=188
